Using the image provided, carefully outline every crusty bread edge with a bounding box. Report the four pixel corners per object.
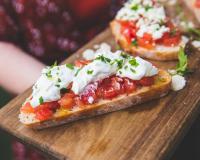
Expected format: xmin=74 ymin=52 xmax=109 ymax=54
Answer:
xmin=20 ymin=70 xmax=171 ymax=130
xmin=110 ymin=20 xmax=185 ymax=61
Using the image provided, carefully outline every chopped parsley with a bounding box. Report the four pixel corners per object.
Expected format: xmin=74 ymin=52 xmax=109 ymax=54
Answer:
xmin=176 ymin=47 xmax=188 ymax=76
xmin=119 ymin=70 xmax=122 ymax=74
xmin=131 ymin=4 xmax=138 ymax=10
xmin=130 ymin=68 xmax=136 ymax=73
xmin=66 ymin=63 xmax=74 ymax=70
xmin=75 ymin=68 xmax=81 ymax=76
xmin=95 ymin=55 xmax=111 ymax=63
xmin=57 ymin=78 xmax=61 ymax=82
xmin=39 ymin=96 xmax=44 ymax=104
xmin=170 ymin=29 xmax=177 ymax=36
xmin=46 ymin=70 xmax=52 ymax=78
xmin=60 ymin=88 xmax=70 ymax=94
xmin=124 ymin=65 xmax=128 ymax=70
xmin=120 ymin=52 xmax=130 ymax=59
xmin=51 ymin=61 xmax=57 ymax=68
xmin=129 ymin=58 xmax=139 ymax=67
xmin=145 ymin=5 xmax=153 ymax=11
xmin=132 ymin=39 xmax=138 ymax=47
xmin=55 ymin=84 xmax=60 ymax=88
xmin=115 ymin=59 xmax=124 ymax=69
xmin=87 ymin=70 xmax=93 ymax=75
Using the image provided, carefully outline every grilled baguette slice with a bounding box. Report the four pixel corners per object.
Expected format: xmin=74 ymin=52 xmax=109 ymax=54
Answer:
xmin=110 ymin=20 xmax=186 ymax=61
xmin=19 ymin=70 xmax=171 ymax=130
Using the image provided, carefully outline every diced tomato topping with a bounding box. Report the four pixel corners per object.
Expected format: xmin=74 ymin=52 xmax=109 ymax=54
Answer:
xmin=58 ymin=93 xmax=75 ymax=109
xmin=139 ymin=77 xmax=154 ymax=86
xmin=34 ymin=101 xmax=59 ymax=120
xmin=156 ymin=21 xmax=181 ymax=46
xmin=195 ymin=0 xmax=200 ymax=8
xmin=157 ymin=31 xmax=181 ymax=47
xmin=35 ymin=108 xmax=53 ymax=121
xmin=79 ymin=83 xmax=98 ymax=104
xmin=119 ymin=20 xmax=136 ymax=44
xmin=21 ymin=102 xmax=34 ymax=113
xmin=74 ymin=60 xmax=91 ymax=67
xmin=137 ymin=33 xmax=154 ymax=49
xmin=123 ymin=78 xmax=137 ymax=93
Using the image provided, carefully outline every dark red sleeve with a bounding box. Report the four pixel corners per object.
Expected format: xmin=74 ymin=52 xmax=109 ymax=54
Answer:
xmin=0 ymin=1 xmax=20 ymax=44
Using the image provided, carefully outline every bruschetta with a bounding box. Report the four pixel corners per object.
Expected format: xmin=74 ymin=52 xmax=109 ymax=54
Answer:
xmin=19 ymin=43 xmax=171 ymax=129
xmin=110 ymin=0 xmax=186 ymax=61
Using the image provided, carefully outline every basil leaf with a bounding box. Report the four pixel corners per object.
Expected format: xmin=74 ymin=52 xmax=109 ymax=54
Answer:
xmin=176 ymin=47 xmax=188 ymax=75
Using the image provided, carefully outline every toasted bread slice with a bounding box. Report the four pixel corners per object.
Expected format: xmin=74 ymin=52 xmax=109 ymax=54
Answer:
xmin=19 ymin=70 xmax=171 ymax=129
xmin=110 ymin=20 xmax=186 ymax=61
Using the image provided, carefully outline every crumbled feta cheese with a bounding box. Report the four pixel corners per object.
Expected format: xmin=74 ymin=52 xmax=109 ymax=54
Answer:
xmin=83 ymin=49 xmax=95 ymax=60
xmin=181 ymin=36 xmax=189 ymax=44
xmin=171 ymin=74 xmax=186 ymax=91
xmin=192 ymin=40 xmax=200 ymax=49
xmin=88 ymin=96 xmax=94 ymax=104
xmin=116 ymin=0 xmax=169 ymax=40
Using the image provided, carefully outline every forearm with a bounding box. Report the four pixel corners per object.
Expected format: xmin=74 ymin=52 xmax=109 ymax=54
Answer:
xmin=0 ymin=42 xmax=45 ymax=94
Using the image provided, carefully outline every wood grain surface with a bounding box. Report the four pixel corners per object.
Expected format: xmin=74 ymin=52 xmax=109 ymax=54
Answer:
xmin=0 ymin=28 xmax=200 ymax=160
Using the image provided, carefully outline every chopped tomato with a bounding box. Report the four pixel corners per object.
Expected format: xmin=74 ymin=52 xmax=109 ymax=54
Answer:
xmin=157 ymin=31 xmax=181 ymax=47
xmin=195 ymin=0 xmax=200 ymax=8
xmin=119 ymin=20 xmax=136 ymax=44
xmin=75 ymin=60 xmax=91 ymax=67
xmin=102 ymin=87 xmax=118 ymax=99
xmin=139 ymin=77 xmax=154 ymax=86
xmin=137 ymin=33 xmax=154 ymax=49
xmin=79 ymin=83 xmax=98 ymax=104
xmin=21 ymin=102 xmax=34 ymax=113
xmin=35 ymin=108 xmax=53 ymax=121
xmin=123 ymin=78 xmax=137 ymax=93
xmin=58 ymin=93 xmax=75 ymax=109
xmin=156 ymin=21 xmax=181 ymax=46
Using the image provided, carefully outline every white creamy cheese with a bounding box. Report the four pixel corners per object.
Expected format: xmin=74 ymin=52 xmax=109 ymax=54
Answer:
xmin=171 ymin=74 xmax=186 ymax=91
xmin=82 ymin=49 xmax=95 ymax=60
xmin=30 ymin=65 xmax=76 ymax=107
xmin=192 ymin=40 xmax=200 ymax=49
xmin=117 ymin=56 xmax=158 ymax=80
xmin=116 ymin=0 xmax=169 ymax=40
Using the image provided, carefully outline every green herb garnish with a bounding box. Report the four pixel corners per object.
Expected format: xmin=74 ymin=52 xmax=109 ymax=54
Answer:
xmin=132 ymin=39 xmax=138 ymax=47
xmin=131 ymin=4 xmax=138 ymax=10
xmin=176 ymin=47 xmax=188 ymax=75
xmin=75 ymin=68 xmax=81 ymax=76
xmin=130 ymin=68 xmax=136 ymax=73
xmin=66 ymin=63 xmax=74 ymax=70
xmin=115 ymin=59 xmax=124 ymax=69
xmin=46 ymin=70 xmax=52 ymax=78
xmin=145 ymin=5 xmax=152 ymax=11
xmin=129 ymin=58 xmax=139 ymax=67
xmin=120 ymin=52 xmax=130 ymax=59
xmin=51 ymin=61 xmax=57 ymax=68
xmin=95 ymin=55 xmax=111 ymax=63
xmin=55 ymin=84 xmax=60 ymax=88
xmin=60 ymin=88 xmax=70 ymax=94
xmin=87 ymin=70 xmax=93 ymax=75
xmin=124 ymin=65 xmax=128 ymax=70
xmin=39 ymin=96 xmax=44 ymax=104
xmin=58 ymin=78 xmax=61 ymax=82
xmin=188 ymin=28 xmax=200 ymax=40
xmin=170 ymin=29 xmax=177 ymax=36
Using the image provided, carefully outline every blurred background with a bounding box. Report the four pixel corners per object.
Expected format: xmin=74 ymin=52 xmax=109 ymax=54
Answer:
xmin=0 ymin=0 xmax=200 ymax=159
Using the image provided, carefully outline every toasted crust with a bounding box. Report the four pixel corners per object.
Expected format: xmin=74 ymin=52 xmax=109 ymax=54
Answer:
xmin=110 ymin=20 xmax=185 ymax=61
xmin=19 ymin=70 xmax=171 ymax=130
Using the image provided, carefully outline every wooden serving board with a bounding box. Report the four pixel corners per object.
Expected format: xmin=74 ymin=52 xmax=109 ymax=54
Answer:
xmin=0 ymin=28 xmax=200 ymax=160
